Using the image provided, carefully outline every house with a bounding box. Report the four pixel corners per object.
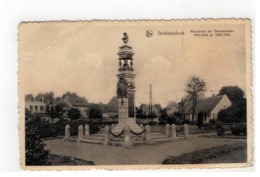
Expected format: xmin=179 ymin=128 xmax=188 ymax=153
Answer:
xmin=63 ymin=95 xmax=91 ymax=118
xmin=139 ymin=104 xmax=160 ymax=122
xmin=182 ymin=94 xmax=232 ymax=123
xmin=25 ymin=100 xmax=46 ymax=113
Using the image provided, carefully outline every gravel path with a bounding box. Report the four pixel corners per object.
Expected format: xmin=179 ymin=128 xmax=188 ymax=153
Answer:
xmin=45 ymin=137 xmax=246 ymax=165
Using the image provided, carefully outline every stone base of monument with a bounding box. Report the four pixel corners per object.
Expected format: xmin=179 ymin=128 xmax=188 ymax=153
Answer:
xmin=78 ymin=127 xmax=184 ymax=146
xmin=65 ymin=124 xmax=188 ymax=146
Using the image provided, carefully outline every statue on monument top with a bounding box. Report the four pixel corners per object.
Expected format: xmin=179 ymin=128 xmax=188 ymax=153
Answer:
xmin=122 ymin=33 xmax=128 ymax=44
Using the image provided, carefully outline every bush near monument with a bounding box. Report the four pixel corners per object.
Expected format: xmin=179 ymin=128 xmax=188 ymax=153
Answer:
xmin=25 ymin=117 xmax=50 ymax=165
xmin=25 ymin=114 xmax=100 ymax=139
xmin=68 ymin=108 xmax=81 ymax=120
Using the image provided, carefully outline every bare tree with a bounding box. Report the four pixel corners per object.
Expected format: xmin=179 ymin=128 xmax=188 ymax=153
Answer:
xmin=185 ymin=75 xmax=206 ymax=121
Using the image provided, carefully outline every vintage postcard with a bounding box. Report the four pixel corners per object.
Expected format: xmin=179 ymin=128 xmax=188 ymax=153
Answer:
xmin=19 ymin=19 xmax=252 ymax=170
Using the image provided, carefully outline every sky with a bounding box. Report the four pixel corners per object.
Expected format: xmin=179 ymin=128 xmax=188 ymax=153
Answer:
xmin=19 ymin=21 xmax=247 ymax=107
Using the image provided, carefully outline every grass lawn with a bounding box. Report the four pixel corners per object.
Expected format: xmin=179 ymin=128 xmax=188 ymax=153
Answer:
xmin=162 ymin=143 xmax=247 ymax=164
xmin=47 ymin=154 xmax=95 ymax=165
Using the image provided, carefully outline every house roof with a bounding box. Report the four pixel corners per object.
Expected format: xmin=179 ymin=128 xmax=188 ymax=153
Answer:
xmin=66 ymin=96 xmax=90 ymax=107
xmin=186 ymin=95 xmax=225 ymax=114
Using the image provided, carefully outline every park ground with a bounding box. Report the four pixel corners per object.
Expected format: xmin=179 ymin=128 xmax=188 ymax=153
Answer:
xmin=44 ymin=133 xmax=247 ymax=165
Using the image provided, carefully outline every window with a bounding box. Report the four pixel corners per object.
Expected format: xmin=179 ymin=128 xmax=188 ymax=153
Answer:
xmin=40 ymin=106 xmax=44 ymax=111
xmin=30 ymin=105 xmax=33 ymax=111
xmin=35 ymin=106 xmax=38 ymax=111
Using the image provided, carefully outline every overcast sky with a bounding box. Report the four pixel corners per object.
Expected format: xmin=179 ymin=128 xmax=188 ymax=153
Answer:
xmin=19 ymin=21 xmax=247 ymax=107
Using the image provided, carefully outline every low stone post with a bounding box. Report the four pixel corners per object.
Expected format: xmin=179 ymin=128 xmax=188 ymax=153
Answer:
xmin=123 ymin=125 xmax=132 ymax=147
xmin=77 ymin=125 xmax=84 ymax=142
xmin=165 ymin=124 xmax=170 ymax=137
xmin=84 ymin=124 xmax=90 ymax=136
xmin=184 ymin=123 xmax=189 ymax=137
xmin=170 ymin=124 xmax=177 ymax=139
xmin=64 ymin=124 xmax=70 ymax=140
xmin=145 ymin=125 xmax=153 ymax=144
xmin=111 ymin=123 xmax=115 ymax=130
xmin=104 ymin=125 xmax=110 ymax=145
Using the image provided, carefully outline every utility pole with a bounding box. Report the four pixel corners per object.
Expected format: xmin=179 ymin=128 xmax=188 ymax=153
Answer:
xmin=149 ymin=84 xmax=152 ymax=123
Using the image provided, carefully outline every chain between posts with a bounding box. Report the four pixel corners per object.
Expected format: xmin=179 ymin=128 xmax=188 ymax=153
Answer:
xmin=109 ymin=129 xmax=124 ymax=137
xmin=130 ymin=129 xmax=146 ymax=136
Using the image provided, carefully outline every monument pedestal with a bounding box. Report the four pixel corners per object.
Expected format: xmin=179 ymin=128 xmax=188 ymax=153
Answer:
xmin=117 ymin=96 xmax=137 ymax=126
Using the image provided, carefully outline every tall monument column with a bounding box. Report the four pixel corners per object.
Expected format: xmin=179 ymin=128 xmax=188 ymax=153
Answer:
xmin=116 ymin=33 xmax=136 ymax=125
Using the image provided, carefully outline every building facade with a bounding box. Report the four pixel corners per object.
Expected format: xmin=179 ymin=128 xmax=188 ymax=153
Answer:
xmin=25 ymin=100 xmax=46 ymax=113
xmin=181 ymin=94 xmax=232 ymax=123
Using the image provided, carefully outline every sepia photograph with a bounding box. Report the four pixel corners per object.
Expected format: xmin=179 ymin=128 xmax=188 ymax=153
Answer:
xmin=18 ymin=20 xmax=252 ymax=170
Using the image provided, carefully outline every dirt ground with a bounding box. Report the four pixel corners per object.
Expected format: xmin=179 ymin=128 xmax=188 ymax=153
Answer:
xmin=45 ymin=136 xmax=246 ymax=165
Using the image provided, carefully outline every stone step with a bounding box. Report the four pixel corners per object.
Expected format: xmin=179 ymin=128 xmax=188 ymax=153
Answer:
xmin=109 ymin=141 xmax=123 ymax=146
xmin=151 ymin=132 xmax=165 ymax=136
xmin=110 ymin=137 xmax=124 ymax=141
xmin=133 ymin=140 xmax=146 ymax=145
xmin=80 ymin=139 xmax=104 ymax=144
xmin=84 ymin=136 xmax=104 ymax=140
xmin=151 ymin=134 xmax=168 ymax=139
xmin=88 ymin=134 xmax=104 ymax=138
xmin=152 ymin=137 xmax=172 ymax=143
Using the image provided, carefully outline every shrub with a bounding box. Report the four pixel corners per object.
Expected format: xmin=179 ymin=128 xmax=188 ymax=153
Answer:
xmin=25 ymin=117 xmax=50 ymax=165
xmin=158 ymin=121 xmax=166 ymax=125
xmin=231 ymin=125 xmax=247 ymax=136
xmin=148 ymin=121 xmax=157 ymax=125
xmin=182 ymin=119 xmax=190 ymax=125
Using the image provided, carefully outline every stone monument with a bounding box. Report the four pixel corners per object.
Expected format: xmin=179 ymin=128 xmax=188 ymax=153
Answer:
xmin=116 ymin=33 xmax=136 ymax=125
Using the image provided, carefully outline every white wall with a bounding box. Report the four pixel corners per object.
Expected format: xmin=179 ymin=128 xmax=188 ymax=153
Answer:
xmin=211 ymin=95 xmax=232 ymax=119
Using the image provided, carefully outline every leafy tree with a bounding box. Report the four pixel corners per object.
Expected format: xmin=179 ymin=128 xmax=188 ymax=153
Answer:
xmin=218 ymin=86 xmax=244 ymax=105
xmin=88 ymin=106 xmax=102 ymax=118
xmin=185 ymin=75 xmax=206 ymax=121
xmin=218 ymin=86 xmax=246 ymax=123
xmin=25 ymin=117 xmax=50 ymax=165
xmin=135 ymin=107 xmax=145 ymax=119
xmin=88 ymin=106 xmax=102 ymax=123
xmin=68 ymin=108 xmax=81 ymax=120
xmin=47 ymin=100 xmax=67 ymax=122
xmin=154 ymin=104 xmax=162 ymax=113
xmin=43 ymin=92 xmax=54 ymax=103
xmin=159 ymin=108 xmax=168 ymax=123
xmin=25 ymin=94 xmax=34 ymax=101
xmin=35 ymin=93 xmax=44 ymax=101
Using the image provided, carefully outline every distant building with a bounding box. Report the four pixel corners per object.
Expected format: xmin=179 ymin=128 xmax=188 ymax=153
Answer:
xmin=139 ymin=104 xmax=160 ymax=122
xmin=25 ymin=100 xmax=46 ymax=113
xmin=180 ymin=94 xmax=232 ymax=123
xmin=63 ymin=95 xmax=91 ymax=118
xmin=93 ymin=96 xmax=118 ymax=118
